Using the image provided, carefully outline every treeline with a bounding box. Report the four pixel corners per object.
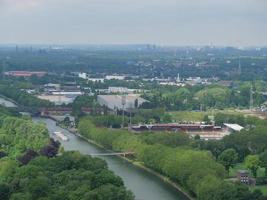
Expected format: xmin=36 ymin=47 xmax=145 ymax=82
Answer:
xmin=0 ymin=105 xmax=20 ymax=117
xmin=0 ymin=83 xmax=52 ymax=108
xmin=194 ymin=117 xmax=267 ymax=188
xmin=78 ymin=118 xmax=267 ymax=199
xmin=214 ymin=112 xmax=267 ymax=127
xmin=198 ymin=125 xmax=267 ymax=162
xmin=88 ymin=109 xmax=172 ymax=129
xmin=2 ymin=47 xmax=267 ymax=80
xmin=0 ymin=112 xmax=133 ymax=200
xmin=142 ymin=83 xmax=266 ymax=111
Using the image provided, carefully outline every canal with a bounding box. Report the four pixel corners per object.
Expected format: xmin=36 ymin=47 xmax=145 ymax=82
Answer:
xmin=34 ymin=117 xmax=189 ymax=200
xmin=0 ymin=96 xmax=17 ymax=108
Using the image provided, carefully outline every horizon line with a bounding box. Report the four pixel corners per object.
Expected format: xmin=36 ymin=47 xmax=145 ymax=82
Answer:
xmin=0 ymin=43 xmax=267 ymax=48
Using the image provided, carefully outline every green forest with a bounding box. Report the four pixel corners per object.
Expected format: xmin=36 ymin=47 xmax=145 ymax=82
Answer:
xmin=142 ymin=82 xmax=266 ymax=111
xmin=0 ymin=110 xmax=133 ymax=200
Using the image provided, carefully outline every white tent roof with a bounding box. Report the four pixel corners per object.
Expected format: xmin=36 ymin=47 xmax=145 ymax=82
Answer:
xmin=224 ymin=123 xmax=244 ymax=132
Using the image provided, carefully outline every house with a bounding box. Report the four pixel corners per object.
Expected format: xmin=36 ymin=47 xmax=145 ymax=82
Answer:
xmin=237 ymin=170 xmax=256 ymax=185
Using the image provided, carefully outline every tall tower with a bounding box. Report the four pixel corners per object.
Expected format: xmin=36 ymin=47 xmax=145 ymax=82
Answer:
xmin=177 ymin=73 xmax=180 ymax=82
xmin=238 ymin=57 xmax=242 ymax=75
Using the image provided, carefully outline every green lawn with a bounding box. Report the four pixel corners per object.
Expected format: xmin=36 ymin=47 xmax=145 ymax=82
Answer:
xmin=168 ymin=109 xmax=245 ymax=123
xmin=168 ymin=111 xmax=206 ymax=122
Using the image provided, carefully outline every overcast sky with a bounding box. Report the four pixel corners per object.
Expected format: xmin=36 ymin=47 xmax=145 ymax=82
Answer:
xmin=0 ymin=0 xmax=266 ymax=46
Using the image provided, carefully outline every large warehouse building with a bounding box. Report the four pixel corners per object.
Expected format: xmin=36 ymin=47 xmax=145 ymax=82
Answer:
xmin=97 ymin=94 xmax=146 ymax=110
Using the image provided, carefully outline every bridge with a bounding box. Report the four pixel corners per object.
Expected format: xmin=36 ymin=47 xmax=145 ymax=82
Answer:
xmin=88 ymin=152 xmax=135 ymax=157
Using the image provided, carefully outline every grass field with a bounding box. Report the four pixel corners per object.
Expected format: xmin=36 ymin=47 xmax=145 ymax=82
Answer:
xmin=168 ymin=111 xmax=206 ymax=122
xmin=168 ymin=109 xmax=244 ymax=122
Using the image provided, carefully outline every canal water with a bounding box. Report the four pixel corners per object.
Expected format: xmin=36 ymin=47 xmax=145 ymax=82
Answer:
xmin=34 ymin=117 xmax=189 ymax=200
xmin=0 ymin=97 xmax=17 ymax=108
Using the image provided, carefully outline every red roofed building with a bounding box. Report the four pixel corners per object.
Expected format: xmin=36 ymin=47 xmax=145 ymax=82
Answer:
xmin=4 ymin=71 xmax=47 ymax=77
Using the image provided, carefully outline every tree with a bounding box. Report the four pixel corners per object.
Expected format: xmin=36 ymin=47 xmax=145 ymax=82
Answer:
xmin=27 ymin=176 xmax=50 ymax=199
xmin=203 ymin=115 xmax=211 ymax=124
xmin=197 ymin=175 xmax=237 ymax=200
xmin=0 ymin=151 xmax=7 ymax=159
xmin=9 ymin=193 xmax=31 ymax=200
xmin=63 ymin=116 xmax=70 ymax=126
xmin=1 ymin=151 xmax=134 ymax=200
xmin=162 ymin=114 xmax=172 ymax=123
xmin=39 ymin=138 xmax=60 ymax=158
xmin=0 ymin=183 xmax=10 ymax=200
xmin=194 ymin=134 xmax=201 ymax=140
xmin=245 ymin=155 xmax=260 ymax=177
xmin=134 ymin=99 xmax=138 ymax=108
xmin=218 ymin=148 xmax=238 ymax=172
xmin=18 ymin=150 xmax=38 ymax=165
xmin=260 ymin=150 xmax=267 ymax=177
xmin=86 ymin=184 xmax=134 ymax=200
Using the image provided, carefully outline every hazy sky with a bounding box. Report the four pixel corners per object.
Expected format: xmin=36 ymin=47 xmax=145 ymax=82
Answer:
xmin=0 ymin=0 xmax=266 ymax=46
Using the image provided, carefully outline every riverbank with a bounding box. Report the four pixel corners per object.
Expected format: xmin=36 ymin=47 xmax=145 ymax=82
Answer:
xmin=57 ymin=122 xmax=194 ymax=200
xmin=78 ymin=133 xmax=194 ymax=200
xmin=35 ymin=117 xmax=192 ymax=200
xmin=0 ymin=95 xmax=18 ymax=108
xmin=0 ymin=95 xmax=17 ymax=104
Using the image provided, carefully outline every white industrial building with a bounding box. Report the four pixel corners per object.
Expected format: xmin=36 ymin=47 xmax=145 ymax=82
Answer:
xmin=87 ymin=78 xmax=105 ymax=83
xmin=78 ymin=72 xmax=87 ymax=79
xmin=37 ymin=95 xmax=75 ymax=105
xmin=97 ymin=94 xmax=146 ymax=110
xmin=78 ymin=72 xmax=125 ymax=82
xmin=108 ymin=87 xmax=129 ymax=93
xmin=223 ymin=123 xmax=244 ymax=133
xmin=105 ymin=75 xmax=125 ymax=80
xmin=51 ymin=91 xmax=84 ymax=96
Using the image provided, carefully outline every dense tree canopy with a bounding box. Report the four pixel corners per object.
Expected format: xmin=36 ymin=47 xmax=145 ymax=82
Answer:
xmin=218 ymin=148 xmax=238 ymax=172
xmin=0 ymin=152 xmax=134 ymax=200
xmin=0 ymin=111 xmax=133 ymax=200
xmin=0 ymin=114 xmax=50 ymax=158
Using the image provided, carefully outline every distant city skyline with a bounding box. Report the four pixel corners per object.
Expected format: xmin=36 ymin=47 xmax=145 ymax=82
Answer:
xmin=0 ymin=0 xmax=266 ymax=46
